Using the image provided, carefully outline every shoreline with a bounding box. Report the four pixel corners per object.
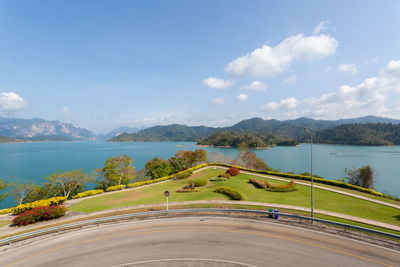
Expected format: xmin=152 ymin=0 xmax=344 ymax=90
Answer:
xmin=196 ymin=144 xmax=271 ymax=149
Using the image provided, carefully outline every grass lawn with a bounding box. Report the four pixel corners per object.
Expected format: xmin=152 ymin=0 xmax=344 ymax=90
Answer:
xmin=69 ymin=168 xmax=400 ymax=226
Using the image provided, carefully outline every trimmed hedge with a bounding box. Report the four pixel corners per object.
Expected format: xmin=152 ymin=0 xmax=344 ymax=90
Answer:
xmin=72 ymin=189 xmax=104 ymax=199
xmin=210 ymin=163 xmax=385 ymax=198
xmin=106 ymin=185 xmax=126 ymax=192
xmin=214 ymin=186 xmax=244 ymax=200
xmin=249 ymin=179 xmax=268 ymax=189
xmin=175 ymin=169 xmax=193 ymax=179
xmin=176 ymin=188 xmax=199 ymax=193
xmin=0 ymin=208 xmax=13 ymax=215
xmin=266 ymin=187 xmax=298 ymax=192
xmin=13 ymin=197 xmax=67 ymax=215
xmin=13 ymin=206 xmax=67 ymax=226
xmin=226 ymin=167 xmax=240 ymax=176
xmin=188 ymin=179 xmax=207 ymax=187
xmin=210 ymin=177 xmax=227 ymax=181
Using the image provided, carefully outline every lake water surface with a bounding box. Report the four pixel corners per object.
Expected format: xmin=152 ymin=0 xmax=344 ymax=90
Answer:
xmin=0 ymin=141 xmax=399 ymax=208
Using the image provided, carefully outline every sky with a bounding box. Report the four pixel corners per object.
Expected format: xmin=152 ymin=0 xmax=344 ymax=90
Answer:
xmin=1 ymin=0 xmax=400 ymax=134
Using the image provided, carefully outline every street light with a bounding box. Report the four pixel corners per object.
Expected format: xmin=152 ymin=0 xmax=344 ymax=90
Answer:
xmin=304 ymin=127 xmax=314 ymax=219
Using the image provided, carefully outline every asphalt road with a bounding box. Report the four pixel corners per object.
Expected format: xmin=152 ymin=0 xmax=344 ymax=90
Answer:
xmin=0 ymin=217 xmax=399 ymax=267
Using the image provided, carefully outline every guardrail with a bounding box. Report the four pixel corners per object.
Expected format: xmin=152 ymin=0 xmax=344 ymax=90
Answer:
xmin=1 ymin=208 xmax=399 ymax=247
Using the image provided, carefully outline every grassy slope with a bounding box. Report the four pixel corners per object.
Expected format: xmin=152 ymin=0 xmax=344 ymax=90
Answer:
xmin=69 ymin=168 xmax=400 ymax=226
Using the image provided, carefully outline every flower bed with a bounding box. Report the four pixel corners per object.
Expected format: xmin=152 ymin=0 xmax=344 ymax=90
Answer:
xmin=13 ymin=197 xmax=67 ymax=215
xmin=13 ymin=206 xmax=67 ymax=226
xmin=106 ymin=185 xmax=126 ymax=192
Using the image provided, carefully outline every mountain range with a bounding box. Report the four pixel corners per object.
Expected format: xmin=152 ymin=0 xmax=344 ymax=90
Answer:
xmin=0 ymin=117 xmax=96 ymax=141
xmin=109 ymin=115 xmax=400 ymax=142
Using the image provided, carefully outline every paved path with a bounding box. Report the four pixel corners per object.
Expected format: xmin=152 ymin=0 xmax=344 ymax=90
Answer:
xmin=1 ymin=217 xmax=399 ymax=267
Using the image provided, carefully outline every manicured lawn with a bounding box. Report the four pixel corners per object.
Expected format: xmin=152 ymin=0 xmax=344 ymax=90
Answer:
xmin=69 ymin=168 xmax=400 ymax=226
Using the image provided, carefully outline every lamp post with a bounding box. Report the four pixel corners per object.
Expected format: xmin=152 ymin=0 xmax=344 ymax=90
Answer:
xmin=304 ymin=127 xmax=314 ymax=219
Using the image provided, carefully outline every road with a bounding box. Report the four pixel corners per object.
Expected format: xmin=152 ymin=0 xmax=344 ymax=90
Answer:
xmin=0 ymin=217 xmax=399 ymax=267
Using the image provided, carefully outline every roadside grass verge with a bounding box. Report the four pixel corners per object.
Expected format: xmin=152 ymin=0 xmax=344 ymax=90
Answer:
xmin=0 ymin=220 xmax=11 ymax=228
xmin=69 ymin=168 xmax=400 ymax=226
xmin=1 ymin=203 xmax=399 ymax=241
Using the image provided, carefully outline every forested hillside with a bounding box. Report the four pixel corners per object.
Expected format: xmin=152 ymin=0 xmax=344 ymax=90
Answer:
xmin=197 ymin=131 xmax=297 ymax=148
xmin=313 ymin=123 xmax=400 ymax=145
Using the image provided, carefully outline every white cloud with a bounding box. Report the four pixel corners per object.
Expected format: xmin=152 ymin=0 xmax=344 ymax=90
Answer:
xmin=313 ymin=20 xmax=329 ymax=35
xmin=225 ymin=33 xmax=338 ymax=77
xmin=61 ymin=106 xmax=72 ymax=121
xmin=0 ymin=92 xmax=27 ymax=111
xmin=261 ymin=97 xmax=298 ymax=112
xmin=202 ymin=77 xmax=233 ymax=89
xmin=212 ymin=97 xmax=225 ymax=105
xmin=337 ymin=63 xmax=358 ymax=74
xmin=283 ymin=74 xmax=298 ymax=84
xmin=236 ymin=94 xmax=249 ymax=103
xmin=260 ymin=59 xmax=400 ymax=119
xmin=240 ymin=81 xmax=267 ymax=91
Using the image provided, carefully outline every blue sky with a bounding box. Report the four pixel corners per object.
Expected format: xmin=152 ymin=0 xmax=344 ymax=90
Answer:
xmin=1 ymin=0 xmax=400 ymax=133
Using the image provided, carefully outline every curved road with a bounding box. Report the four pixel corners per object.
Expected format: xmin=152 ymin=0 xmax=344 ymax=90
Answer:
xmin=0 ymin=217 xmax=399 ymax=267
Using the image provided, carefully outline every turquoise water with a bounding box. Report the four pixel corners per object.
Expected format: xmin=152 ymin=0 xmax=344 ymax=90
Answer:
xmin=0 ymin=141 xmax=399 ymax=208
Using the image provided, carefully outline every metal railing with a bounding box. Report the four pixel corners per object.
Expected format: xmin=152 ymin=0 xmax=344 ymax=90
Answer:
xmin=1 ymin=208 xmax=399 ymax=246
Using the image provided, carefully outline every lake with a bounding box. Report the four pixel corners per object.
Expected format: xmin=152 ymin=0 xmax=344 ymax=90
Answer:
xmin=0 ymin=141 xmax=399 ymax=208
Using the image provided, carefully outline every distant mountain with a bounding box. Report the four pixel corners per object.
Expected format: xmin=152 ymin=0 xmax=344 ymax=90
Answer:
xmin=98 ymin=126 xmax=144 ymax=140
xmin=109 ymin=124 xmax=217 ymax=142
xmin=109 ymin=115 xmax=400 ymax=143
xmin=314 ymin=123 xmax=400 ymax=145
xmin=0 ymin=117 xmax=96 ymax=140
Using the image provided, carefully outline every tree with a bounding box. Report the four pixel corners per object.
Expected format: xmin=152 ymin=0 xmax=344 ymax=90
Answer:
xmin=97 ymin=155 xmax=135 ymax=189
xmin=168 ymin=157 xmax=188 ymax=174
xmin=175 ymin=149 xmax=207 ymax=166
xmin=23 ymin=183 xmax=60 ymax=203
xmin=0 ymin=179 xmax=9 ymax=203
xmin=344 ymin=165 xmax=375 ymax=189
xmin=145 ymin=157 xmax=172 ymax=179
xmin=46 ymin=169 xmax=93 ymax=199
xmin=10 ymin=181 xmax=35 ymax=205
xmin=236 ymin=150 xmax=270 ymax=171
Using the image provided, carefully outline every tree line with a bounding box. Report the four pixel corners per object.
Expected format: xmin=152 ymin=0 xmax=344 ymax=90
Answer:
xmin=197 ymin=131 xmax=297 ymax=148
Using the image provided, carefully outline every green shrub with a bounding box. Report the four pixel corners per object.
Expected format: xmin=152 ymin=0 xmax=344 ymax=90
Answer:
xmin=72 ymin=189 xmax=104 ymax=199
xmin=188 ymin=179 xmax=207 ymax=187
xmin=176 ymin=188 xmax=199 ymax=193
xmin=214 ymin=186 xmax=244 ymax=200
xmin=210 ymin=177 xmax=227 ymax=181
xmin=13 ymin=206 xmax=67 ymax=226
xmin=106 ymin=185 xmax=126 ymax=192
xmin=13 ymin=196 xmax=67 ymax=215
xmin=265 ymin=187 xmax=298 ymax=192
xmin=175 ymin=169 xmax=193 ymax=179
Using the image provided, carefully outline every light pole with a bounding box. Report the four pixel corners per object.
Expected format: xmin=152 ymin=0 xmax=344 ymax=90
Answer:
xmin=304 ymin=127 xmax=314 ymax=219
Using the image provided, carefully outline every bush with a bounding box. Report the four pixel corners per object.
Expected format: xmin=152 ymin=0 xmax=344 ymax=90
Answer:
xmin=218 ymin=173 xmax=231 ymax=179
xmin=226 ymin=167 xmax=240 ymax=176
xmin=176 ymin=188 xmax=199 ymax=193
xmin=214 ymin=186 xmax=244 ymax=200
xmin=106 ymin=185 xmax=126 ymax=192
xmin=265 ymin=187 xmax=298 ymax=192
xmin=175 ymin=169 xmax=193 ymax=179
xmin=13 ymin=196 xmax=67 ymax=215
xmin=13 ymin=206 xmax=67 ymax=226
xmin=188 ymin=179 xmax=207 ymax=187
xmin=72 ymin=189 xmax=104 ymax=199
xmin=249 ymin=179 xmax=268 ymax=189
xmin=210 ymin=177 xmax=227 ymax=181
